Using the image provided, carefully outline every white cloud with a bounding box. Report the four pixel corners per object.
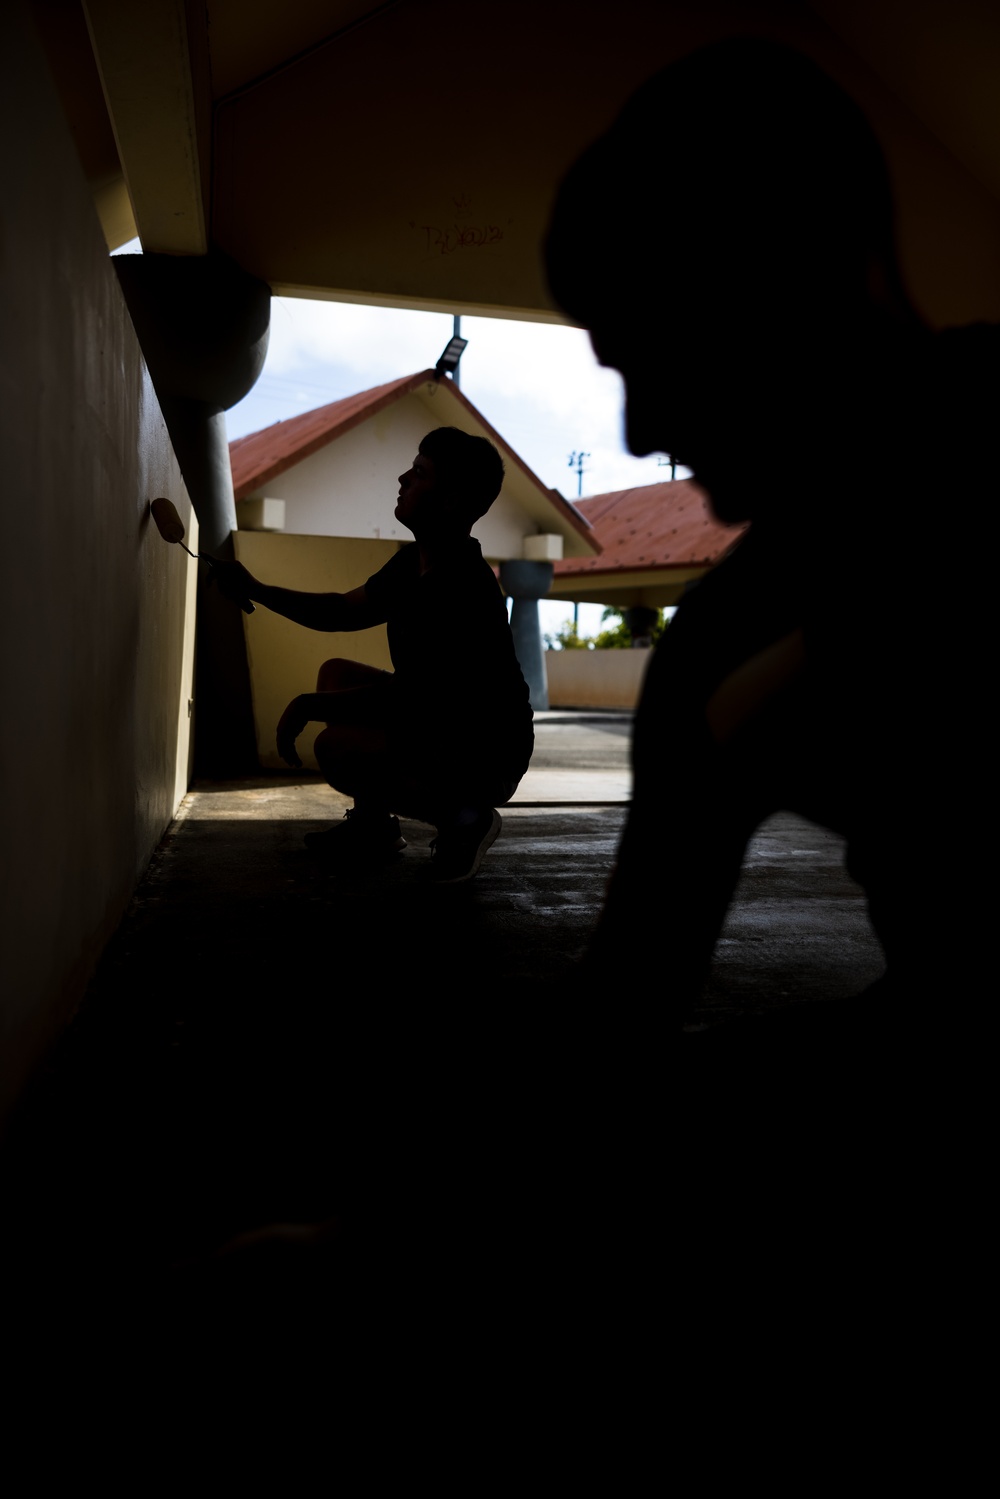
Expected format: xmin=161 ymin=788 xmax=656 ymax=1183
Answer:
xmin=261 ymin=298 xmax=453 ymax=380
xmin=227 ymin=295 xmax=686 ymax=498
xmin=111 ymin=237 xmax=682 ymax=501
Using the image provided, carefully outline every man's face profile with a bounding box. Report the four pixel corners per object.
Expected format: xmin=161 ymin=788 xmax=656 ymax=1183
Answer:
xmin=590 ymin=316 xmax=709 ymax=479
xmin=395 ymin=451 xmax=439 ymax=531
xmin=589 ymin=283 xmax=816 ymax=527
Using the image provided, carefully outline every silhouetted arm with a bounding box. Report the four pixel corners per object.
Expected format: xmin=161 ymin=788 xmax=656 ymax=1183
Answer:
xmin=582 ymin=582 xmax=801 ymax=1022
xmin=212 ymin=560 xmax=385 ymax=631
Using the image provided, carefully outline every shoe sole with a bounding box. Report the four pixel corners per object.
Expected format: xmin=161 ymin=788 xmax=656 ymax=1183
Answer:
xmin=433 ymin=810 xmax=502 ymax=884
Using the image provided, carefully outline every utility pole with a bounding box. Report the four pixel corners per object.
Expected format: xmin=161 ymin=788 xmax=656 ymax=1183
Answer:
xmin=568 ymin=450 xmax=589 ymax=497
xmin=567 ymin=451 xmax=589 ymax=630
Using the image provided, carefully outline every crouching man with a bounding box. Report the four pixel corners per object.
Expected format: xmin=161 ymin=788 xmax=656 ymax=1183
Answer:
xmin=212 ymin=426 xmax=534 ymax=883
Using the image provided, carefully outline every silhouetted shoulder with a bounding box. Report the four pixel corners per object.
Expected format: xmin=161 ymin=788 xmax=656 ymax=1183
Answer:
xmin=934 ymin=322 xmax=1000 ymax=420
xmin=921 ymin=323 xmax=1000 ymax=508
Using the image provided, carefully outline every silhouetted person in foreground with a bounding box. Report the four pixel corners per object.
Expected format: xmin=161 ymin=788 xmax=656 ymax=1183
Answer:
xmin=213 ymin=426 xmax=533 ymax=882
xmin=545 ymin=38 xmax=995 ymax=1028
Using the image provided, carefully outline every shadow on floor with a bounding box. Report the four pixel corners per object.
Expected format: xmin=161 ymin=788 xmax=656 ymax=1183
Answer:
xmin=3 ymin=759 xmax=989 ymax=1459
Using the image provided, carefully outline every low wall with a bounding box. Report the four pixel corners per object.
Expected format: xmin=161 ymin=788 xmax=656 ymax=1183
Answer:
xmin=544 ymin=648 xmax=652 ymax=710
xmin=234 ymin=532 xmax=397 ymax=769
xmin=230 ymin=542 xmax=653 ymax=758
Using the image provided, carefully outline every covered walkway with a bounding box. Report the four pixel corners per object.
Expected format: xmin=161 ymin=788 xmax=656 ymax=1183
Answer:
xmin=7 ymin=710 xmax=986 ymax=1463
xmin=3 ymin=711 xmax=885 ymax=1268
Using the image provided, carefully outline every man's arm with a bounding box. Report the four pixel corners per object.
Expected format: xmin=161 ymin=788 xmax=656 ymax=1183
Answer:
xmin=211 ymin=560 xmax=385 ymax=631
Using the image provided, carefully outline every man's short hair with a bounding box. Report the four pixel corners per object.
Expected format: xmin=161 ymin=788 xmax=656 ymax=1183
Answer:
xmin=418 ymin=427 xmax=505 ymax=526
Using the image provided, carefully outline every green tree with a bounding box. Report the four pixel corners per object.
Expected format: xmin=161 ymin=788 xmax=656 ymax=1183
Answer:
xmin=592 ymin=607 xmax=670 ymax=649
xmin=591 ymin=612 xmax=631 ymax=649
xmin=543 ymin=618 xmax=590 ymax=650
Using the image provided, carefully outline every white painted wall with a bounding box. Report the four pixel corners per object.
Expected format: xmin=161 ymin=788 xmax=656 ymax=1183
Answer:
xmin=239 ymin=389 xmax=572 ymax=562
xmin=251 ymin=399 xmax=430 ymax=541
xmin=473 ymin=486 xmax=531 ymax=562
xmin=0 ymin=6 xmax=196 ymax=1122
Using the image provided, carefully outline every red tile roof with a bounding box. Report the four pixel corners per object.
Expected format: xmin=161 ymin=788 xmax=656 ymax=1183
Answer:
xmin=552 ymin=479 xmax=746 ymax=579
xmin=229 ymin=371 xmax=426 ymax=500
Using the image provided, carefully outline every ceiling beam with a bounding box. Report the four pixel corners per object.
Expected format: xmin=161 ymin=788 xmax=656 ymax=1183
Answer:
xmin=83 ymin=0 xmax=209 ymax=254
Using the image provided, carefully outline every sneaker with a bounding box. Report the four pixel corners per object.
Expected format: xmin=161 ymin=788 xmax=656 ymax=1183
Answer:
xmin=429 ymin=809 xmax=502 ymax=883
xmin=304 ymin=809 xmax=406 ymax=862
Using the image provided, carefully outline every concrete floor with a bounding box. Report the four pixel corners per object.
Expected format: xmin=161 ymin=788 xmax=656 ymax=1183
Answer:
xmin=3 ymin=707 xmax=887 ymax=1229
xmin=5 ymin=711 xmax=989 ymax=1461
xmin=13 ymin=707 xmax=964 ymax=1444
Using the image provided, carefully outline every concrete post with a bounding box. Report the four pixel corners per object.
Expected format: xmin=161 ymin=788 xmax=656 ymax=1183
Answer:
xmin=499 ymin=559 xmax=554 ymax=713
xmin=114 ymin=250 xmax=270 ymax=774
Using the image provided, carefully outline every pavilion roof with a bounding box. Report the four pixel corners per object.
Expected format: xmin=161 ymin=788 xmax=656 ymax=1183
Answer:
xmin=552 ymin=479 xmax=745 ymax=581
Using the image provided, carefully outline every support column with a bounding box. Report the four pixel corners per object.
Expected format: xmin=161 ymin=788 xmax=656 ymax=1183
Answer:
xmin=499 ymin=560 xmax=554 ymax=713
xmin=114 ymin=250 xmax=270 ymax=775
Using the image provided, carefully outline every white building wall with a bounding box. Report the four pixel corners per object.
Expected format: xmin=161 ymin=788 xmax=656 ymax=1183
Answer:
xmin=248 ymin=400 xmax=430 ymax=541
xmin=240 ymin=393 xmax=547 ymax=563
xmin=473 ymin=487 xmax=529 ymax=562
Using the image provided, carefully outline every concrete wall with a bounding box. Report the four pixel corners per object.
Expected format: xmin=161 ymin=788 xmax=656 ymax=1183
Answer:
xmin=544 ymin=649 xmax=651 ymax=711
xmin=0 ymin=5 xmax=196 ymax=1124
xmin=233 ymin=532 xmax=396 ymax=769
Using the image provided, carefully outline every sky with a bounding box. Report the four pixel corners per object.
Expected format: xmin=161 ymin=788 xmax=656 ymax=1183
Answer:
xmin=115 ymin=238 xmax=688 ymax=639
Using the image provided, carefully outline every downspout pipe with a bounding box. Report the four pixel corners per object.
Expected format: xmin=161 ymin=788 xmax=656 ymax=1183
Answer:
xmin=114 ymin=250 xmax=271 ymax=775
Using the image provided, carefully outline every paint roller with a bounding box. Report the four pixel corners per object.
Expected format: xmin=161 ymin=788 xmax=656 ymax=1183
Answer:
xmin=149 ymin=498 xmax=255 ymax=614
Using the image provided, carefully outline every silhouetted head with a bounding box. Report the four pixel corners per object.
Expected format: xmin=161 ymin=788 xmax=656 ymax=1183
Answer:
xmin=418 ymin=427 xmax=505 ymax=526
xmin=395 ymin=427 xmax=505 ymax=538
xmin=545 ymin=37 xmax=919 ymax=520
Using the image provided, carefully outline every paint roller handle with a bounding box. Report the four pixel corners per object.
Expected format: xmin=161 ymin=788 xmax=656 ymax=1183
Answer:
xmin=206 ymin=556 xmax=256 ymax=614
xmin=151 ymin=498 xmax=255 ymax=612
